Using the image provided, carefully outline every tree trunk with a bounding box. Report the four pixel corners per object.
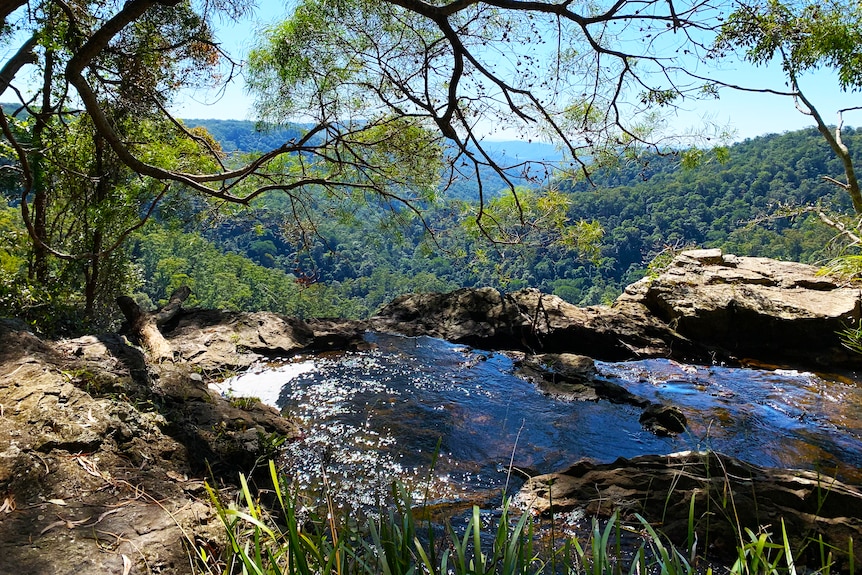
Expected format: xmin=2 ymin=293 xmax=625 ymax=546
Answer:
xmin=117 ymin=286 xmax=190 ymax=361
xmin=30 ymin=47 xmax=54 ymax=283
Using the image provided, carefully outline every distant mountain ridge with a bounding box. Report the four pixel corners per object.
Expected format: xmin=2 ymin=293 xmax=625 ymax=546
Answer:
xmin=185 ymin=117 xmax=564 ymax=197
xmin=186 ymin=117 xmax=564 ymax=161
xmin=183 ymin=118 xmax=305 ymax=153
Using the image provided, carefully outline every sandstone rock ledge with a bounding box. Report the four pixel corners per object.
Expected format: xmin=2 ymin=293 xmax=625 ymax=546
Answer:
xmin=372 ymin=249 xmax=862 ymax=370
xmin=371 ymin=286 xmax=695 ymax=360
xmin=0 ymin=312 xmax=366 ymax=575
xmin=517 ymin=451 xmax=862 ymax=570
xmin=620 ymin=248 xmax=862 ymax=368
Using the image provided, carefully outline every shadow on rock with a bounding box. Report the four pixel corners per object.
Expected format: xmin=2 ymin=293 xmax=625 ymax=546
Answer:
xmin=518 ymin=450 xmax=862 ymax=571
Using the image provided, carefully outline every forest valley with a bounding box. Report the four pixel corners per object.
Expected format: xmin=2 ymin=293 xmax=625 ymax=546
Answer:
xmin=7 ymin=1 xmax=862 ymax=573
xmin=1 ymin=123 xmax=860 ymax=333
xmin=4 ymin=0 xmax=862 ymax=337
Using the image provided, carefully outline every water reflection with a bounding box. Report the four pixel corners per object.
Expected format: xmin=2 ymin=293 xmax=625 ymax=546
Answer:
xmin=214 ymin=333 xmax=862 ymax=512
xmin=599 ymin=360 xmax=862 ymax=482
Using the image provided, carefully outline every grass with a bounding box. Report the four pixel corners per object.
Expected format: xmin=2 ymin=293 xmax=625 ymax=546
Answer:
xmin=198 ymin=459 xmax=857 ymax=575
xmin=229 ymin=395 xmax=262 ymax=410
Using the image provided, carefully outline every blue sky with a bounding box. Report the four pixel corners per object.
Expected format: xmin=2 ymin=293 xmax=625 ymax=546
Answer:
xmin=2 ymin=0 xmax=857 ymax=143
xmin=167 ymin=2 xmax=862 ymax=143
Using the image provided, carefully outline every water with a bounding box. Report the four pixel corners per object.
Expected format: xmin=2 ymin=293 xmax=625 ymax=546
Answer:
xmin=214 ymin=333 xmax=862 ymax=513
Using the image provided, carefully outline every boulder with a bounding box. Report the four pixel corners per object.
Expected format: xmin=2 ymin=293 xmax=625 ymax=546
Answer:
xmin=371 ymin=287 xmax=522 ymax=343
xmin=373 ymin=250 xmax=862 ymax=369
xmin=306 ymin=318 xmax=373 ymax=351
xmin=516 ymin=353 xmax=647 ymax=406
xmin=517 ymin=451 xmax=862 ymax=570
xmin=619 ymin=249 xmax=862 ymax=368
xmin=638 ymin=403 xmax=687 ymax=436
xmin=159 ymin=310 xmax=369 ymax=373
xmin=161 ymin=309 xmax=316 ymax=372
xmin=372 ymin=287 xmax=693 ymax=361
xmin=0 ymin=320 xmax=302 ymax=575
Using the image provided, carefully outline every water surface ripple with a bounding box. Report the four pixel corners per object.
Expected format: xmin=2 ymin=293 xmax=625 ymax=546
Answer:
xmin=216 ymin=333 xmax=862 ymax=511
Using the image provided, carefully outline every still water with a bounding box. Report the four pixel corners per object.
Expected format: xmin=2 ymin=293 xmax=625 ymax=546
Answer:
xmin=215 ymin=333 xmax=862 ymax=512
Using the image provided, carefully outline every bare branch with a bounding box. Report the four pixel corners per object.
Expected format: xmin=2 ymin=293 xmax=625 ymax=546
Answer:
xmin=813 ymin=209 xmax=862 ymax=246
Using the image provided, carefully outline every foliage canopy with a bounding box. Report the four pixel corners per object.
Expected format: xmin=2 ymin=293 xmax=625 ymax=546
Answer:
xmin=3 ymin=0 xmax=862 ymax=329
xmin=713 ymin=0 xmax=862 ymax=216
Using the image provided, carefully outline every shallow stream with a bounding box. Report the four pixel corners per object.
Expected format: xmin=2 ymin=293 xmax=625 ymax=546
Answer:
xmin=214 ymin=333 xmax=862 ymax=514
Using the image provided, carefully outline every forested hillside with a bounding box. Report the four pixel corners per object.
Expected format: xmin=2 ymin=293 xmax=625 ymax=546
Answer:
xmin=561 ymin=128 xmax=858 ymax=285
xmin=127 ymin=127 xmax=858 ymax=317
xmin=3 ymin=115 xmax=855 ymax=328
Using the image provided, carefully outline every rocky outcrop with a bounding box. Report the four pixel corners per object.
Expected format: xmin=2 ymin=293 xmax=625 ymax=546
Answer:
xmin=371 ymin=287 xmax=695 ymax=361
xmin=159 ymin=309 xmax=367 ymax=372
xmin=372 ymin=249 xmax=862 ymax=369
xmin=4 ymin=249 xmax=861 ymax=573
xmin=517 ymin=451 xmax=862 ymax=570
xmin=0 ymin=306 xmax=376 ymax=574
xmin=0 ymin=311 xmax=367 ymax=574
xmin=638 ymin=403 xmax=687 ymax=436
xmin=618 ymin=248 xmax=862 ymax=368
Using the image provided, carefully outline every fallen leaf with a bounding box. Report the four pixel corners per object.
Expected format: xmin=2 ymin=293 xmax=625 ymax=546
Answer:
xmin=166 ymin=470 xmax=188 ymax=482
xmin=40 ymin=520 xmax=67 ymax=535
xmin=0 ymin=496 xmax=15 ymax=513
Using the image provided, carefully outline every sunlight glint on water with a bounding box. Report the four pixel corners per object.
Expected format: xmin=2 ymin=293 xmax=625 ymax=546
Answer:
xmin=214 ymin=333 xmax=862 ymax=513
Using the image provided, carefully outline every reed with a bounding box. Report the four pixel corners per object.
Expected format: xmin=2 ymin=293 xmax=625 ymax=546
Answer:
xmin=205 ymin=461 xmax=849 ymax=575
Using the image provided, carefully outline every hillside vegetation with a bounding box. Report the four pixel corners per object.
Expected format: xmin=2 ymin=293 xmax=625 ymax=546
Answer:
xmin=126 ymin=126 xmax=858 ymax=317
xmin=4 ymin=120 xmax=857 ymax=327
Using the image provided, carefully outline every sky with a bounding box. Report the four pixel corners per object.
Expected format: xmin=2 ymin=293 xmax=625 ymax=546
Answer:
xmin=3 ymin=0 xmax=855 ymax=144
xmin=172 ymin=0 xmax=862 ymax=145
xmin=672 ymin=65 xmax=861 ymax=143
xmin=175 ymin=59 xmax=856 ymax=143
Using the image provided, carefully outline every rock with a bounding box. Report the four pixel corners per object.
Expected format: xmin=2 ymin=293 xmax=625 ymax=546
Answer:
xmin=0 ymin=320 xmax=302 ymax=574
xmin=517 ymin=451 xmax=862 ymax=570
xmin=372 ymin=287 xmax=693 ymax=361
xmin=373 ymin=250 xmax=862 ymax=369
xmin=163 ymin=309 xmax=316 ymax=372
xmin=159 ymin=310 xmax=369 ymax=373
xmin=516 ymin=353 xmax=648 ymax=406
xmin=638 ymin=403 xmax=687 ymax=435
xmin=619 ymin=249 xmax=862 ymax=368
xmin=371 ymin=287 xmax=520 ymax=342
xmin=520 ymin=353 xmax=597 ymax=382
xmin=306 ymin=318 xmax=371 ymax=350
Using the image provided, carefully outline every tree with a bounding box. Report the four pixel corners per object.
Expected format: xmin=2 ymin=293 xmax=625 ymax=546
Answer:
xmin=1 ymin=0 xmax=746 ymax=328
xmin=3 ymin=0 xmax=728 ymax=217
xmin=1 ymin=0 xmax=233 ymax=325
xmin=712 ymin=0 xmax=862 ymax=228
xmin=247 ymin=0 xmax=729 ymax=236
xmin=34 ymin=113 xmax=223 ymax=321
xmin=2 ymin=0 xmax=456 ymax=326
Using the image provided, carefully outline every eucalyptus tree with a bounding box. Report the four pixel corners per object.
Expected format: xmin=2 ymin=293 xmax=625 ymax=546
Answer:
xmin=1 ymin=0 xmax=235 ymax=324
xmin=711 ymin=0 xmax=862 ymax=236
xmin=1 ymin=0 xmax=448 ymax=303
xmin=41 ymin=114 xmax=226 ymax=320
xmin=0 ymin=0 xmax=735 ymax=326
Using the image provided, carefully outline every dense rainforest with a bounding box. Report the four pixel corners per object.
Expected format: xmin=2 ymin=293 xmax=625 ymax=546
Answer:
xmin=0 ymin=121 xmax=851 ymax=327
xmin=2 ymin=119 xmax=857 ymax=330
